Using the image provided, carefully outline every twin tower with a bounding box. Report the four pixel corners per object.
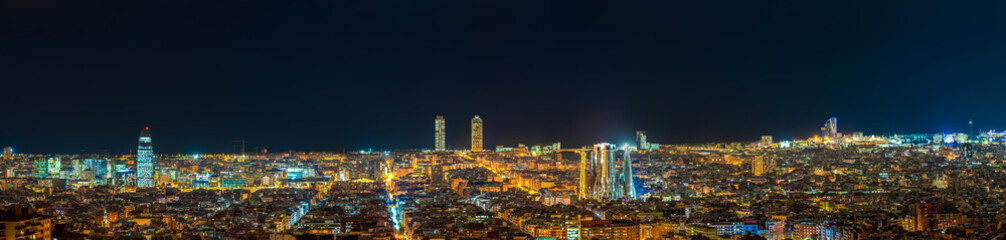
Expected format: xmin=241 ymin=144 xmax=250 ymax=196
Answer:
xmin=434 ymin=115 xmax=636 ymax=201
xmin=434 ymin=115 xmax=482 ymax=152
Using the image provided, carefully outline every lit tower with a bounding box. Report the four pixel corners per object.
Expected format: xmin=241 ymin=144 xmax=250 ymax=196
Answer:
xmin=621 ymin=145 xmax=636 ymax=200
xmin=435 ymin=116 xmax=446 ymax=151
xmin=822 ymin=117 xmax=837 ymax=139
xmin=578 ymin=151 xmax=590 ymax=200
xmin=2 ymin=146 xmax=11 ymax=160
xmin=471 ymin=115 xmax=483 ymax=152
xmin=635 ymin=131 xmax=648 ymax=151
xmin=592 ymin=143 xmax=617 ymax=201
xmin=136 ymin=126 xmax=155 ymax=187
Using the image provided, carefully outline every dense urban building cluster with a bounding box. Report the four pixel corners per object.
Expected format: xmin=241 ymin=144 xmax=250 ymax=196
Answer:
xmin=3 ymin=117 xmax=1006 ymax=239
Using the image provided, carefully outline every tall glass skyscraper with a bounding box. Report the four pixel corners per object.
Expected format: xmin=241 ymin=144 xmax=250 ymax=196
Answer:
xmin=435 ymin=116 xmax=446 ymax=151
xmin=621 ymin=145 xmax=636 ymax=200
xmin=136 ymin=127 xmax=155 ymax=187
xmin=592 ymin=143 xmax=616 ymax=201
xmin=822 ymin=117 xmax=837 ymax=139
xmin=636 ymin=130 xmax=648 ymax=151
xmin=471 ymin=115 xmax=483 ymax=152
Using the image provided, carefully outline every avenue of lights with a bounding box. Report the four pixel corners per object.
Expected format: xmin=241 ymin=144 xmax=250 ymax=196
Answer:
xmin=4 ymin=117 xmax=1006 ymax=240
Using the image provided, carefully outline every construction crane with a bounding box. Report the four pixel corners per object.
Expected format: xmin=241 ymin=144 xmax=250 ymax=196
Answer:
xmin=230 ymin=140 xmax=247 ymax=156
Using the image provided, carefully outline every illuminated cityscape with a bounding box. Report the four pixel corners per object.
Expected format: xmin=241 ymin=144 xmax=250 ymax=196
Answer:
xmin=3 ymin=116 xmax=1006 ymax=239
xmin=6 ymin=1 xmax=1006 ymax=240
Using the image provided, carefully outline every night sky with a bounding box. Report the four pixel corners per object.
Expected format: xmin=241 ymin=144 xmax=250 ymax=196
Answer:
xmin=4 ymin=1 xmax=1006 ymax=153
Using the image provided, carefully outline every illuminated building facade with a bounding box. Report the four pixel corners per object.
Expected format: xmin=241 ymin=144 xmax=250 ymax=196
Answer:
xmin=760 ymin=135 xmax=772 ymax=146
xmin=621 ymin=145 xmax=635 ymax=200
xmin=471 ymin=115 xmax=483 ymax=152
xmin=580 ymin=220 xmax=639 ymax=240
xmin=592 ymin=143 xmax=617 ymax=201
xmin=435 ymin=115 xmax=446 ymax=151
xmin=0 ymin=205 xmax=53 ymax=240
xmin=2 ymin=146 xmax=11 ymax=160
xmin=34 ymin=158 xmax=50 ymax=178
xmin=822 ymin=117 xmax=837 ymax=139
xmin=136 ymin=127 xmax=155 ymax=187
xmin=751 ymin=156 xmax=773 ymax=176
xmin=635 ymin=131 xmax=648 ymax=151
xmin=35 ymin=157 xmax=61 ymax=178
xmin=88 ymin=158 xmax=111 ymax=185
xmin=578 ymin=150 xmax=591 ymax=200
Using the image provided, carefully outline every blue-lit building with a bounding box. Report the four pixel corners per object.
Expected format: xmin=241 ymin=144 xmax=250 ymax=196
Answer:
xmin=34 ymin=158 xmax=50 ymax=178
xmin=87 ymin=158 xmax=111 ymax=185
xmin=708 ymin=222 xmax=759 ymax=236
xmin=222 ymin=178 xmax=247 ymax=188
xmin=621 ymin=146 xmax=636 ymax=200
xmin=136 ymin=127 xmax=155 ymax=187
xmin=822 ymin=117 xmax=837 ymax=139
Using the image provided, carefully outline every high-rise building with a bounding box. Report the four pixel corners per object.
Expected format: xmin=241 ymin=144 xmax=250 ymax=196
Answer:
xmin=592 ymin=143 xmax=617 ymax=201
xmin=760 ymin=135 xmax=773 ymax=147
xmin=2 ymin=146 xmax=11 ymax=160
xmin=34 ymin=158 xmax=49 ymax=178
xmin=621 ymin=145 xmax=635 ymax=200
xmin=435 ymin=116 xmax=446 ymax=151
xmin=471 ymin=115 xmax=483 ymax=152
xmin=635 ymin=131 xmax=648 ymax=151
xmin=578 ymin=151 xmax=591 ymax=200
xmin=136 ymin=127 xmax=155 ymax=187
xmin=751 ymin=156 xmax=774 ymax=176
xmin=822 ymin=117 xmax=837 ymax=139
xmin=88 ymin=158 xmax=111 ymax=186
xmin=47 ymin=157 xmax=61 ymax=177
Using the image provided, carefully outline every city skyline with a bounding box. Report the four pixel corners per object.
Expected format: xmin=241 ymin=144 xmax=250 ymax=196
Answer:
xmin=0 ymin=116 xmax=1000 ymax=154
xmin=5 ymin=1 xmax=1006 ymax=239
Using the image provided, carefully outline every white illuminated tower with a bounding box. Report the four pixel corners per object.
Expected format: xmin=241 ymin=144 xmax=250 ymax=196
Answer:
xmin=592 ymin=143 xmax=617 ymax=201
xmin=136 ymin=127 xmax=155 ymax=187
xmin=622 ymin=145 xmax=636 ymax=200
xmin=435 ymin=116 xmax=446 ymax=151
xmin=471 ymin=115 xmax=483 ymax=152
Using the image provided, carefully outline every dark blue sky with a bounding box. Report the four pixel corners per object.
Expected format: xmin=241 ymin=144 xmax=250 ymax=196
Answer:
xmin=3 ymin=0 xmax=1006 ymax=153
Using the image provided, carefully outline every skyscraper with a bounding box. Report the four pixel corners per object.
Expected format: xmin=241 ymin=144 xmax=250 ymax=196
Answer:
xmin=471 ymin=115 xmax=483 ymax=152
xmin=822 ymin=117 xmax=837 ymax=139
xmin=136 ymin=127 xmax=155 ymax=187
xmin=592 ymin=143 xmax=617 ymax=201
xmin=47 ymin=157 xmax=61 ymax=177
xmin=578 ymin=151 xmax=591 ymax=200
xmin=635 ymin=131 xmax=648 ymax=151
xmin=88 ymin=158 xmax=110 ymax=186
xmin=760 ymin=135 xmax=773 ymax=147
xmin=751 ymin=156 xmax=770 ymax=176
xmin=2 ymin=146 xmax=11 ymax=160
xmin=621 ymin=145 xmax=636 ymax=200
xmin=435 ymin=116 xmax=446 ymax=151
xmin=34 ymin=158 xmax=49 ymax=178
